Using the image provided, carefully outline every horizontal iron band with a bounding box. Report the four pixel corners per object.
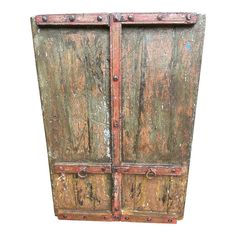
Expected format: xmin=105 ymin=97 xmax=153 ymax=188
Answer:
xmin=54 ymin=163 xmax=186 ymax=176
xmin=35 ymin=13 xmax=109 ymax=26
xmin=112 ymin=12 xmax=197 ymax=25
xmin=57 ymin=209 xmax=176 ymax=223
xmin=35 ymin=13 xmax=197 ymax=26
xmin=54 ymin=163 xmax=111 ymax=174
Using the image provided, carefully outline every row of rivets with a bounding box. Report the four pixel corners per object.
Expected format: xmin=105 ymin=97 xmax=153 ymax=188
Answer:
xmin=42 ymin=14 xmax=192 ymax=23
xmin=41 ymin=15 xmax=103 ymax=22
xmin=113 ymin=15 xmax=134 ymax=22
xmin=61 ymin=214 xmax=173 ymax=222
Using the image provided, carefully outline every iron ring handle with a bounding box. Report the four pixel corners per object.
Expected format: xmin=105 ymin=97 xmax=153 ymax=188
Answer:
xmin=77 ymin=168 xmax=87 ymax=179
xmin=146 ymin=169 xmax=156 ymax=179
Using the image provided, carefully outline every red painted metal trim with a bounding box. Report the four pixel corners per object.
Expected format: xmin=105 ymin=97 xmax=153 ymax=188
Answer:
xmin=114 ymin=165 xmax=185 ymax=176
xmin=111 ymin=12 xmax=197 ymax=25
xmin=53 ymin=163 xmax=185 ymax=176
xmin=57 ymin=210 xmax=113 ymax=221
xmin=120 ymin=215 xmax=177 ymax=223
xmin=110 ymin=17 xmax=122 ymax=218
xmin=57 ymin=210 xmax=176 ymax=223
xmin=35 ymin=13 xmax=109 ymax=26
xmin=54 ymin=163 xmax=111 ymax=174
xmin=110 ymin=19 xmax=122 ymax=166
xmin=112 ymin=172 xmax=122 ymax=218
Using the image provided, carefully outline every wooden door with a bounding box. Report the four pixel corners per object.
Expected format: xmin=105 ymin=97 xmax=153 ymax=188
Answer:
xmin=31 ymin=12 xmax=205 ymax=223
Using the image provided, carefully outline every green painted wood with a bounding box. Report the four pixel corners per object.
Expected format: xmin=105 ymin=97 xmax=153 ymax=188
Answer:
xmin=32 ymin=13 xmax=205 ymax=222
xmin=32 ymin=25 xmax=111 ymax=163
xmin=121 ymin=15 xmax=205 ymax=164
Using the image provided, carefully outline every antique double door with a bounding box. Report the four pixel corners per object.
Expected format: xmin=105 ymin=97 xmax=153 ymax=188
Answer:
xmin=31 ymin=12 xmax=205 ymax=223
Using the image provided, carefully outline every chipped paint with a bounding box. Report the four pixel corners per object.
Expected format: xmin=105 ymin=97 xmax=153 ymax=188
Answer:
xmin=185 ymin=41 xmax=191 ymax=50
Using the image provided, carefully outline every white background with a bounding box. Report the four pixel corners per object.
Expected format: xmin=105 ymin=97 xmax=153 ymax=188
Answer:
xmin=0 ymin=0 xmax=235 ymax=235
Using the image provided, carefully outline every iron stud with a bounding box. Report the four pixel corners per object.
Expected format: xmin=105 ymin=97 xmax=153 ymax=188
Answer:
xmin=42 ymin=15 xmax=48 ymax=22
xmin=113 ymin=75 xmax=119 ymax=81
xmin=97 ymin=15 xmax=103 ymax=21
xmin=128 ymin=15 xmax=133 ymax=21
xmin=186 ymin=14 xmax=192 ymax=21
xmin=69 ymin=15 xmax=75 ymax=22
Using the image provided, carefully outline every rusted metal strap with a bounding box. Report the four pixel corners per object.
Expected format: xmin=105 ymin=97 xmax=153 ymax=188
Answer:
xmin=54 ymin=163 xmax=185 ymax=176
xmin=35 ymin=13 xmax=197 ymax=26
xmin=57 ymin=210 xmax=176 ymax=223
xmin=113 ymin=165 xmax=186 ymax=176
xmin=110 ymin=16 xmax=122 ymax=218
xmin=112 ymin=12 xmax=197 ymax=25
xmin=35 ymin=13 xmax=109 ymax=26
xmin=54 ymin=163 xmax=111 ymax=174
xmin=57 ymin=210 xmax=113 ymax=221
xmin=120 ymin=215 xmax=177 ymax=224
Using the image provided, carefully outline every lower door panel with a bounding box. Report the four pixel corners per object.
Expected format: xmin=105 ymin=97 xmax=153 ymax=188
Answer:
xmin=121 ymin=174 xmax=187 ymax=220
xmin=53 ymin=173 xmax=112 ymax=213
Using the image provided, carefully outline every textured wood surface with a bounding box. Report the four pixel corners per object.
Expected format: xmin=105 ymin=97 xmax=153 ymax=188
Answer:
xmin=53 ymin=174 xmax=112 ymax=211
xmin=121 ymin=175 xmax=187 ymax=219
xmin=32 ymin=13 xmax=205 ymax=222
xmin=32 ymin=25 xmax=110 ymax=163
xmin=121 ymin=15 xmax=205 ymax=164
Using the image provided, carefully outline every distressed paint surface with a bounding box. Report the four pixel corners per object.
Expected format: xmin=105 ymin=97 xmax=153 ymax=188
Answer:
xmin=32 ymin=13 xmax=205 ymax=223
xmin=121 ymin=15 xmax=205 ymax=164
xmin=121 ymin=174 xmax=187 ymax=219
xmin=33 ymin=25 xmax=110 ymax=163
xmin=53 ymin=174 xmax=112 ymax=211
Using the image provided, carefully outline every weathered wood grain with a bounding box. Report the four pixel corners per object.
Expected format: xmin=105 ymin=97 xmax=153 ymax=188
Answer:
xmin=53 ymin=174 xmax=112 ymax=211
xmin=121 ymin=174 xmax=187 ymax=218
xmin=121 ymin=15 xmax=205 ymax=164
xmin=32 ymin=13 xmax=205 ymax=222
xmin=32 ymin=23 xmax=110 ymax=163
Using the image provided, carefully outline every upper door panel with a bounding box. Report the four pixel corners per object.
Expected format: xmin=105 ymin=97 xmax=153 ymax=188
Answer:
xmin=33 ymin=26 xmax=110 ymax=163
xmin=121 ymin=16 xmax=205 ymax=164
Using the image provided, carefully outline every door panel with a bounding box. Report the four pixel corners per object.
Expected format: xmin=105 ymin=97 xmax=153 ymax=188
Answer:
xmin=121 ymin=175 xmax=187 ymax=217
xmin=53 ymin=173 xmax=112 ymax=211
xmin=34 ymin=27 xmax=110 ymax=163
xmin=121 ymin=23 xmax=204 ymax=164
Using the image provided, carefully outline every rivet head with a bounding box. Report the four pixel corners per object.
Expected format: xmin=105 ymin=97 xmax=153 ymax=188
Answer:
xmin=186 ymin=14 xmax=192 ymax=21
xmin=168 ymin=218 xmax=173 ymax=223
xmin=113 ymin=216 xmax=120 ymax=220
xmin=97 ymin=15 xmax=103 ymax=21
xmin=125 ymin=216 xmax=129 ymax=220
xmin=113 ymin=120 xmax=119 ymax=128
xmin=113 ymin=75 xmax=119 ymax=81
xmin=113 ymin=15 xmax=119 ymax=22
xmin=147 ymin=217 xmax=152 ymax=221
xmin=128 ymin=15 xmax=133 ymax=21
xmin=59 ymin=166 xmax=64 ymax=171
xmin=171 ymin=168 xmax=176 ymax=173
xmin=157 ymin=14 xmax=163 ymax=21
xmin=42 ymin=15 xmax=48 ymax=22
xmin=69 ymin=15 xmax=75 ymax=22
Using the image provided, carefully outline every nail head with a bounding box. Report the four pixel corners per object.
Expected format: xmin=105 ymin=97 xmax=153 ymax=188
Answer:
xmin=69 ymin=15 xmax=75 ymax=22
xmin=97 ymin=15 xmax=103 ymax=21
xmin=42 ymin=15 xmax=47 ymax=22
